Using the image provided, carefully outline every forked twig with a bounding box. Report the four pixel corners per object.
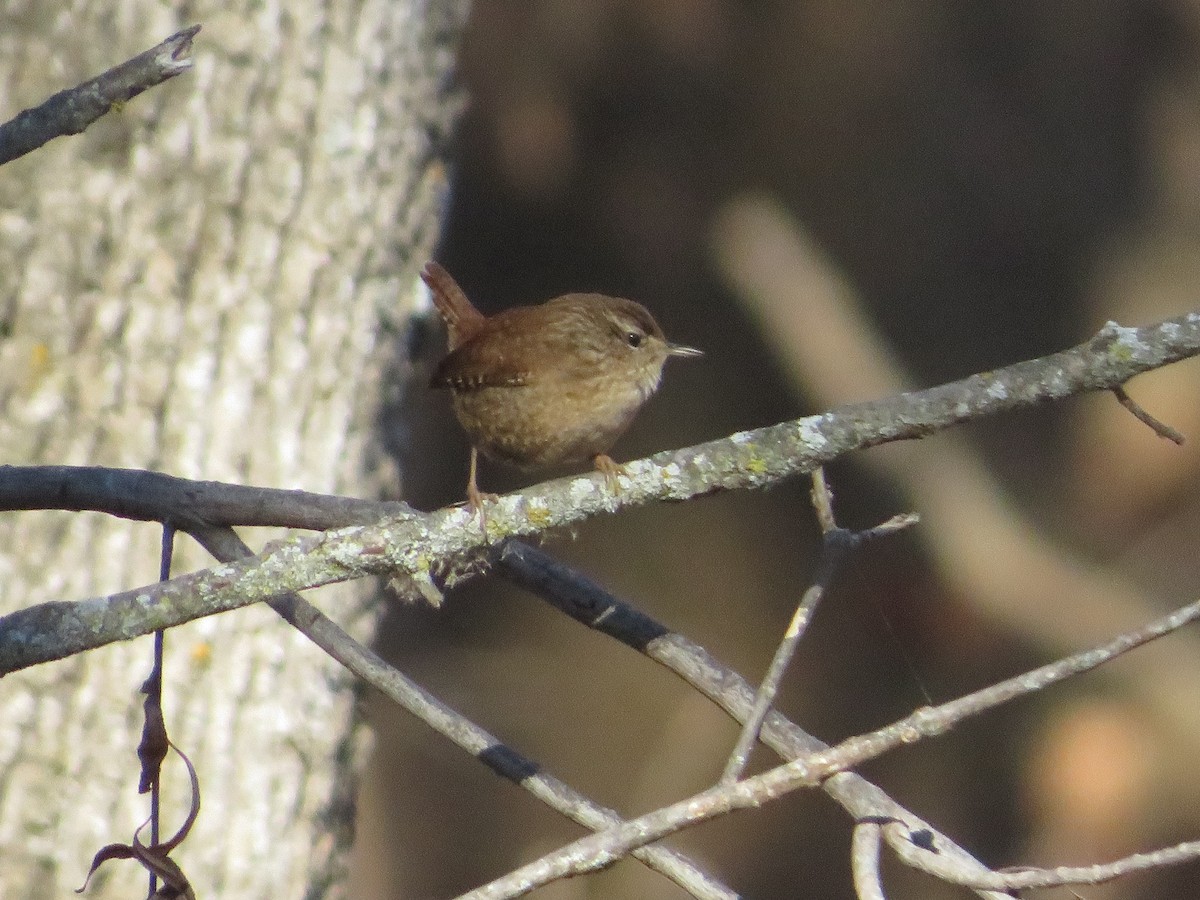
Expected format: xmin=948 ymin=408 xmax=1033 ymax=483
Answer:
xmin=461 ymin=585 xmax=1200 ymax=898
xmin=497 ymin=540 xmax=1015 ymax=900
xmin=720 ymin=469 xmax=917 ymax=784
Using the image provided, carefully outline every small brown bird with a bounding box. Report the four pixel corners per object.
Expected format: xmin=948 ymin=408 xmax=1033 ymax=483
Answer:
xmin=423 ymin=261 xmax=701 ymax=520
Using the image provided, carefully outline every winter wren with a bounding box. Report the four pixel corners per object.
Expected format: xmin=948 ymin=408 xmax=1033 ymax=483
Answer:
xmin=423 ymin=261 xmax=702 ymax=518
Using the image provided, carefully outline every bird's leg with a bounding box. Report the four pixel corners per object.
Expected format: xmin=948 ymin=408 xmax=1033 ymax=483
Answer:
xmin=592 ymin=453 xmax=627 ymax=493
xmin=465 ymin=446 xmax=497 ymax=534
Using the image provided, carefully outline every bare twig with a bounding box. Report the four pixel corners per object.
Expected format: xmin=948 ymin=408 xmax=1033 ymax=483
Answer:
xmin=1112 ymin=384 xmax=1186 ymax=444
xmin=892 ymin=826 xmax=1200 ymax=891
xmin=0 ymin=26 xmax=200 ymax=165
xmin=459 ymin=586 xmax=1200 ymax=898
xmin=2 ymin=315 xmax=1198 ymax=674
xmin=714 ymin=195 xmax=1200 ymax=772
xmin=721 ymin=470 xmax=916 ymax=784
xmin=811 ymin=465 xmax=838 ymax=532
xmin=497 ymin=540 xmax=1016 ymax=900
xmin=183 ymin=526 xmax=732 ymax=900
xmin=140 ymin=524 xmax=177 ymax=897
xmin=0 ymin=468 xmax=732 ymax=895
xmin=850 ymin=823 xmax=887 ymax=900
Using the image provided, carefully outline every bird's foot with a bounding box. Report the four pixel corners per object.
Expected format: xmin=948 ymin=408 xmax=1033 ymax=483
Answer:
xmin=465 ymin=481 xmax=498 ymax=537
xmin=592 ymin=454 xmax=627 ymax=494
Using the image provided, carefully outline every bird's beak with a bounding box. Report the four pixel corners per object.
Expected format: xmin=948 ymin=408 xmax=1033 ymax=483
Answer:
xmin=667 ymin=343 xmax=703 ymax=358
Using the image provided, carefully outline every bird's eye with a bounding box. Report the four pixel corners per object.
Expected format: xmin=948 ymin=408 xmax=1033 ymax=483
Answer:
xmin=625 ymin=331 xmax=643 ymax=348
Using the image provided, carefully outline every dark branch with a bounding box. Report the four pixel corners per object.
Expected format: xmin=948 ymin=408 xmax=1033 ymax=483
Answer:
xmin=0 ymin=465 xmax=414 ymax=530
xmin=0 ymin=26 xmax=200 ymax=165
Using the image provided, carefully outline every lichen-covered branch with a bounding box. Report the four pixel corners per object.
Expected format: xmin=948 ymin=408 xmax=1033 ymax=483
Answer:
xmin=1 ymin=314 xmax=1197 ymax=674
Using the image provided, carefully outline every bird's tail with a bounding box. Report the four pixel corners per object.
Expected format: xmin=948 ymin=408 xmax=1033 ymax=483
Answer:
xmin=421 ymin=261 xmax=486 ymax=350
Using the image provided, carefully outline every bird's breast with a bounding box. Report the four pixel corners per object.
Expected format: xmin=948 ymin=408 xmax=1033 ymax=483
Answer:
xmin=449 ymin=368 xmax=660 ymax=468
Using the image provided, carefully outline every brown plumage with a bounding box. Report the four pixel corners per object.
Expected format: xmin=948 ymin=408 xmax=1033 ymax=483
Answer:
xmin=423 ymin=261 xmax=701 ymax=521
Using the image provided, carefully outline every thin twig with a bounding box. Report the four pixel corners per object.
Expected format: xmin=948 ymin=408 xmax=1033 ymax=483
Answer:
xmin=850 ymin=823 xmax=887 ymax=900
xmin=891 ymin=824 xmax=1200 ymax=891
xmin=0 ymin=26 xmax=201 ymax=165
xmin=147 ymin=524 xmax=176 ymax=898
xmin=721 ymin=470 xmax=916 ymax=784
xmin=459 ymin=590 xmax=1200 ymax=898
xmin=496 ymin=540 xmax=1013 ymax=900
xmin=1112 ymin=384 xmax=1185 ymax=444
xmin=811 ymin=466 xmax=838 ymax=532
xmin=721 ymin=470 xmax=844 ymax=783
xmin=184 ymin=525 xmax=733 ymax=900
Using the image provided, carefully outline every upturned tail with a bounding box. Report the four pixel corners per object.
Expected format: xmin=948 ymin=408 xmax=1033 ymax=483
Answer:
xmin=421 ymin=261 xmax=486 ymax=350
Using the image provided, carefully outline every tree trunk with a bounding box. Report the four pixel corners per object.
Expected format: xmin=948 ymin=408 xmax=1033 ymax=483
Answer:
xmin=0 ymin=3 xmax=465 ymax=897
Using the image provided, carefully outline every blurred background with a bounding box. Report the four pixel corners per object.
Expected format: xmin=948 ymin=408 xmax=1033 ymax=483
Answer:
xmin=355 ymin=2 xmax=1200 ymax=897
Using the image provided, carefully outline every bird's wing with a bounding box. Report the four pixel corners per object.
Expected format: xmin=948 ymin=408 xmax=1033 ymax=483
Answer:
xmin=430 ymin=319 xmax=534 ymax=390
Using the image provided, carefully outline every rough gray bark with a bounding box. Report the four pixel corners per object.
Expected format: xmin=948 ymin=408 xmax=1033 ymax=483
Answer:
xmin=0 ymin=3 xmax=466 ymax=897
